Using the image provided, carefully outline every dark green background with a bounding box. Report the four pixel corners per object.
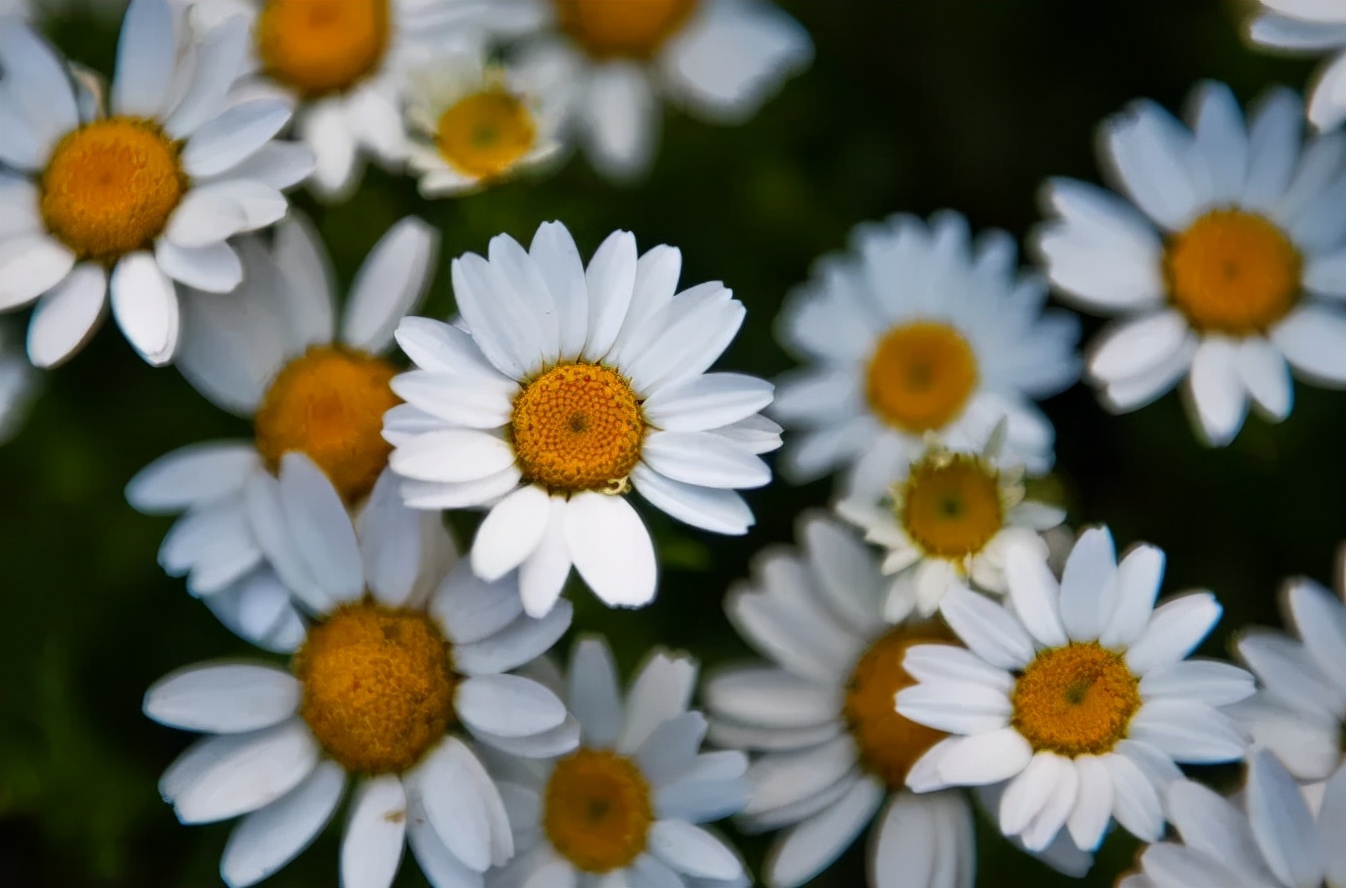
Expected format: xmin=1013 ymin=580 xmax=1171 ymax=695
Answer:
xmin=2 ymin=1 xmax=1342 ymax=886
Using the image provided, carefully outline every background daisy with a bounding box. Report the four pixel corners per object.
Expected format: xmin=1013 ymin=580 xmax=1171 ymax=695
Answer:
xmin=1248 ymin=0 xmax=1346 ymax=131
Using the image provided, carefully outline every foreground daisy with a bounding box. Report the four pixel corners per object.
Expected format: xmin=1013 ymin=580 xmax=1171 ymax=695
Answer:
xmin=1248 ymin=1 xmax=1346 ymax=131
xmin=487 ymin=637 xmax=749 ymax=888
xmin=0 ymin=3 xmax=310 ymax=366
xmin=1034 ymin=81 xmax=1346 ymax=445
xmin=897 ymin=526 xmax=1254 ymax=852
xmin=386 ymin=221 xmax=780 ymax=617
xmin=773 ymin=211 xmax=1079 ymax=486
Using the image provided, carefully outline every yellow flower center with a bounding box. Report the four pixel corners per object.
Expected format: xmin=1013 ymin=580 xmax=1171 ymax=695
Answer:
xmin=293 ymin=601 xmax=457 ymax=774
xmin=39 ymin=117 xmax=186 ymax=262
xmin=435 ymin=89 xmax=537 ymax=181
xmin=1164 ymin=209 xmax=1301 ymax=334
xmin=543 ymin=748 xmax=654 ymax=873
xmin=866 ymin=321 xmax=978 ymax=433
xmin=844 ymin=627 xmax=953 ymax=789
xmin=256 ymin=0 xmax=390 ymax=98
xmin=511 ymin=363 xmax=646 ymax=494
xmin=554 ymin=0 xmax=699 ymax=59
xmin=254 ymin=345 xmax=401 ymax=504
xmin=1011 ymin=642 xmax=1141 ymax=757
xmin=899 ymin=452 xmax=1005 ymax=561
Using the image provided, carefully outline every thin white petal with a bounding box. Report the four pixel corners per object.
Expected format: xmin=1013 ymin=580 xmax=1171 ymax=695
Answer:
xmin=144 ymin=662 xmax=299 ymax=734
xmin=221 ymin=760 xmax=346 ymax=888
xmin=340 ymin=776 xmax=407 ymax=888
xmin=343 ymin=218 xmax=438 ymax=353
xmin=563 ymin=493 xmax=656 ymax=608
xmin=110 ymin=252 xmax=179 ymax=365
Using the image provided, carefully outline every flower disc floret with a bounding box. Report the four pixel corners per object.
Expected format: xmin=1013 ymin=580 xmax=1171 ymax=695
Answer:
xmin=899 ymin=451 xmax=1005 ymax=560
xmin=555 ymin=0 xmax=699 ymax=59
xmin=257 ymin=0 xmax=390 ymax=98
xmin=436 ymin=89 xmax=537 ymax=180
xmin=543 ymin=747 xmax=654 ymax=873
xmin=866 ymin=320 xmax=979 ymax=433
xmin=1011 ymin=641 xmax=1141 ymax=757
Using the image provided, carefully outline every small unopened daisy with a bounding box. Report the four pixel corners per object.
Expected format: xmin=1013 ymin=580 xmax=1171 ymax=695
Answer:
xmin=145 ymin=451 xmax=577 ymax=888
xmin=897 ymin=526 xmax=1254 ymax=852
xmin=1034 ymin=81 xmax=1346 ymax=446
xmin=1248 ymin=1 xmax=1346 ymax=131
xmin=0 ymin=3 xmax=310 ymax=366
xmin=486 ymin=637 xmax=748 ymax=888
xmin=0 ymin=325 xmax=37 ymax=444
xmin=386 ymin=221 xmax=780 ymax=617
xmin=773 ymin=211 xmax=1080 ymax=487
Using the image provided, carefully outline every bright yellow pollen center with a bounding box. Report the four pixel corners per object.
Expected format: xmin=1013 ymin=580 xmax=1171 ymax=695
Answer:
xmin=1164 ymin=209 xmax=1301 ymax=334
xmin=555 ymin=0 xmax=699 ymax=59
xmin=511 ymin=363 xmax=646 ymax=494
xmin=844 ymin=627 xmax=953 ymax=789
xmin=900 ymin=453 xmax=1005 ymax=560
xmin=866 ymin=321 xmax=978 ymax=433
xmin=254 ymin=345 xmax=401 ymax=504
xmin=39 ymin=117 xmax=185 ymax=262
xmin=435 ymin=90 xmax=537 ymax=181
xmin=543 ymin=748 xmax=654 ymax=873
xmin=256 ymin=0 xmax=390 ymax=98
xmin=1011 ymin=642 xmax=1141 ymax=757
xmin=293 ymin=602 xmax=457 ymax=774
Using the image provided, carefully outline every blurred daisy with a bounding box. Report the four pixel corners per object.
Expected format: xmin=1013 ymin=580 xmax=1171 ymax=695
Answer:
xmin=0 ymin=325 xmax=37 ymax=444
xmin=1034 ymin=81 xmax=1346 ymax=446
xmin=126 ymin=215 xmax=436 ymax=605
xmin=1248 ymin=1 xmax=1346 ymax=131
xmin=0 ymin=0 xmax=27 ymax=19
xmin=509 ymin=0 xmax=812 ymax=180
xmin=145 ymin=450 xmax=577 ymax=888
xmin=487 ymin=637 xmax=748 ymax=888
xmin=386 ymin=221 xmax=780 ymax=617
xmin=0 ymin=3 xmax=309 ymax=366
xmin=897 ymin=526 xmax=1254 ymax=852
xmin=773 ymin=211 xmax=1080 ymax=485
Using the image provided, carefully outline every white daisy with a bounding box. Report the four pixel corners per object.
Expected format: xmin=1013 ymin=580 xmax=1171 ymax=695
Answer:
xmin=1248 ymin=1 xmax=1346 ymax=132
xmin=896 ymin=526 xmax=1255 ymax=852
xmin=0 ymin=3 xmax=310 ymax=366
xmin=1034 ymin=80 xmax=1346 ymax=446
xmin=125 ymin=214 xmax=437 ymax=610
xmin=0 ymin=0 xmax=28 ymax=19
xmin=0 ymin=324 xmax=38 ymax=444
xmin=773 ymin=211 xmax=1080 ymax=488
xmin=835 ymin=424 xmax=1067 ymax=623
xmin=507 ymin=0 xmax=812 ymax=180
xmin=1119 ymin=749 xmax=1346 ymax=888
xmin=385 ymin=220 xmax=781 ymax=617
xmin=144 ymin=449 xmax=578 ymax=888
xmin=485 ymin=637 xmax=749 ymax=888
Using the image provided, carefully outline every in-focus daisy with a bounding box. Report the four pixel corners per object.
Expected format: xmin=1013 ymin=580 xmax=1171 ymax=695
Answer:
xmin=1034 ymin=81 xmax=1346 ymax=446
xmin=0 ymin=324 xmax=37 ymax=444
xmin=126 ymin=215 xmax=436 ymax=607
xmin=386 ymin=220 xmax=780 ymax=617
xmin=835 ymin=424 xmax=1067 ymax=622
xmin=1248 ymin=1 xmax=1346 ymax=132
xmin=144 ymin=451 xmax=577 ymax=888
xmin=508 ymin=0 xmax=812 ymax=180
xmin=486 ymin=637 xmax=749 ymax=888
xmin=773 ymin=211 xmax=1080 ymax=487
xmin=0 ymin=3 xmax=310 ymax=366
xmin=896 ymin=526 xmax=1254 ymax=852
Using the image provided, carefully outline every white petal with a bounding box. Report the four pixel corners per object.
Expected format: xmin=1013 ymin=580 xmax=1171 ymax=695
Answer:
xmin=342 ymin=217 xmax=438 ymax=353
xmin=410 ymin=738 xmax=497 ymax=873
xmin=110 ymin=252 xmax=179 ymax=365
xmin=642 ymin=430 xmax=771 ymax=489
xmin=580 ymin=229 xmax=638 ymax=362
xmin=25 ymin=262 xmax=106 ymax=368
xmin=896 ymin=681 xmax=1012 ymax=735
xmin=1319 ymin=763 xmax=1346 ymax=888
xmin=165 ymin=16 xmax=250 ymax=139
xmin=1188 ymin=81 xmax=1248 ymax=206
xmin=938 ymin=585 xmax=1036 ymax=671
xmin=127 ymin=442 xmax=258 ymax=514
xmin=1165 ymin=777 xmax=1276 ymax=885
xmin=1099 ymin=544 xmax=1166 ymax=649
xmin=272 ymin=214 xmax=335 ymax=348
xmin=1103 ymin=100 xmax=1200 ymax=231
xmin=404 ymin=794 xmax=488 ymax=888
xmin=705 ymin=667 xmax=838 ymax=729
xmin=1058 ymin=526 xmax=1118 ymax=642
xmin=0 ymin=233 xmax=75 ymax=311
xmin=1000 ymin=752 xmax=1069 ymax=837
xmin=765 ymin=778 xmax=884 ymax=888
xmin=517 ymin=496 xmax=573 ymax=618
xmin=529 ymin=221 xmax=588 ymax=359
xmin=429 ymin=561 xmax=524 ymax=646
xmin=389 ymin=371 xmax=514 ymax=429
xmin=1004 ymin=543 xmax=1068 ymax=649
xmin=563 ymin=641 xmax=624 ymax=752
xmin=1270 ymin=305 xmax=1346 ymax=386
xmin=1128 ymin=700 xmax=1250 ymax=763
xmin=278 ymin=452 xmax=364 ymax=605
xmin=642 ymin=372 xmax=774 ymax=432
xmin=934 ymin=728 xmax=1034 ymax=786
xmin=647 ymin=820 xmax=742 ymax=880
xmin=451 ymin=602 xmax=573 ymax=677
xmin=1246 ymin=749 xmax=1324 ymax=888
xmin=1088 ymin=311 xmax=1191 ymax=384
xmin=1138 ymin=660 xmax=1255 ymax=707
xmin=901 ymin=645 xmax=1014 ymax=694
xmin=1104 ymin=752 xmax=1163 ymax=842
xmin=1236 ymin=336 xmax=1294 ymax=420
xmin=618 ymin=650 xmax=698 ymax=754
xmin=1287 ymin=578 xmax=1346 ymax=694
xmin=182 ymin=99 xmax=292 ymax=179
xmin=300 ymin=101 xmax=359 ymax=198
xmin=1124 ymin=592 xmax=1222 ymax=675
xmin=1238 ymin=631 xmax=1345 ymax=716
xmin=0 ymin=24 xmax=78 ymax=163
xmin=341 ymin=776 xmax=407 ymax=888
xmin=471 ymin=485 xmax=550 ymax=581
xmin=1067 ymin=755 xmax=1114 ymax=851
xmin=359 ymin=470 xmax=427 ymax=609
xmin=580 ymin=63 xmax=656 ymax=181
xmin=221 ymin=760 xmax=346 ymax=888
xmin=1185 ymin=336 xmax=1248 ymax=447
xmin=487 ymin=233 xmax=559 ymax=366
xmin=630 ymin=464 xmax=753 ymax=535
xmin=389 ymin=430 xmax=516 ymax=484
xmin=563 ymin=493 xmax=656 ymax=608
xmin=113 ymin=0 xmax=177 ymax=117
xmin=144 ymin=662 xmax=299 ymax=734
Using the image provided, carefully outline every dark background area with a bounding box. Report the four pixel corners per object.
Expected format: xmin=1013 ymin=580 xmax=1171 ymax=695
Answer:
xmin=2 ymin=1 xmax=1342 ymax=886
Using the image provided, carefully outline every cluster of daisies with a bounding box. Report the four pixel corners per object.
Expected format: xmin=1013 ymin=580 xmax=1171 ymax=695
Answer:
xmin=0 ymin=1 xmax=1343 ymax=887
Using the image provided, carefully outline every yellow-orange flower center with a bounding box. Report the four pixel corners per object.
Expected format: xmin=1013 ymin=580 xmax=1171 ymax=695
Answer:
xmin=436 ymin=89 xmax=537 ymax=181
xmin=293 ymin=602 xmax=457 ymax=774
xmin=256 ymin=0 xmax=390 ymax=98
xmin=555 ymin=0 xmax=699 ymax=59
xmin=1164 ymin=209 xmax=1301 ymax=334
xmin=899 ymin=452 xmax=1005 ymax=561
xmin=254 ymin=345 xmax=400 ymax=504
xmin=866 ymin=321 xmax=978 ymax=433
xmin=511 ymin=363 xmax=646 ymax=494
xmin=39 ymin=117 xmax=186 ymax=262
xmin=543 ymin=747 xmax=654 ymax=873
xmin=1011 ymin=641 xmax=1141 ymax=757
xmin=844 ymin=627 xmax=953 ymax=789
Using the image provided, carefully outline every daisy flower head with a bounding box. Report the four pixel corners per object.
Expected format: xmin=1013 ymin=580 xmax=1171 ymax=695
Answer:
xmin=385 ymin=221 xmax=781 ymax=618
xmin=486 ymin=637 xmax=749 ymax=888
xmin=0 ymin=2 xmax=311 ymax=367
xmin=144 ymin=451 xmax=578 ymax=888
xmin=896 ymin=526 xmax=1255 ymax=853
xmin=772 ymin=211 xmax=1081 ymax=487
xmin=1248 ymin=1 xmax=1346 ymax=132
xmin=1034 ymin=81 xmax=1346 ymax=446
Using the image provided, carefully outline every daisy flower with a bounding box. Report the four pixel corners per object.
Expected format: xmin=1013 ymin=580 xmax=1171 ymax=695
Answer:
xmin=0 ymin=2 xmax=310 ymax=366
xmin=1119 ymin=749 xmax=1346 ymax=888
xmin=486 ymin=637 xmax=749 ymax=888
xmin=1034 ymin=81 xmax=1346 ymax=446
xmin=835 ymin=425 xmax=1066 ymax=623
xmin=1248 ymin=1 xmax=1346 ymax=132
xmin=508 ymin=0 xmax=812 ymax=180
xmin=0 ymin=324 xmax=38 ymax=444
xmin=126 ymin=214 xmax=436 ymax=606
xmin=772 ymin=211 xmax=1080 ymax=487
xmin=896 ymin=526 xmax=1254 ymax=852
xmin=385 ymin=220 xmax=780 ymax=617
xmin=144 ymin=450 xmax=578 ymax=888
